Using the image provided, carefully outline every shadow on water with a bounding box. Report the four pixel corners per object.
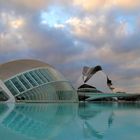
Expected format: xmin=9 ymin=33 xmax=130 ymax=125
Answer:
xmin=0 ymin=102 xmax=140 ymax=140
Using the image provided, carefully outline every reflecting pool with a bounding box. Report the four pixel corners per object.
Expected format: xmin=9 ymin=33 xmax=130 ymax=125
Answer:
xmin=0 ymin=103 xmax=140 ymax=140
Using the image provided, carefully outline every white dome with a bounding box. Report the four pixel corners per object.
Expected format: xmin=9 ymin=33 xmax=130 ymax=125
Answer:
xmin=0 ymin=59 xmax=52 ymax=80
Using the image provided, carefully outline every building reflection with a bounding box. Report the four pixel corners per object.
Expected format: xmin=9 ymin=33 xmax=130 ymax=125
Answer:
xmin=78 ymin=103 xmax=115 ymax=139
xmin=0 ymin=103 xmax=78 ymax=140
xmin=0 ymin=103 xmax=140 ymax=140
xmin=78 ymin=102 xmax=140 ymax=140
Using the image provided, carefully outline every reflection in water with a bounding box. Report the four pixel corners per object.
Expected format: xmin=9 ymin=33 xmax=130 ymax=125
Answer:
xmin=0 ymin=103 xmax=78 ymax=140
xmin=0 ymin=103 xmax=140 ymax=140
xmin=108 ymin=112 xmax=114 ymax=128
xmin=78 ymin=103 xmax=113 ymax=139
xmin=78 ymin=103 xmax=140 ymax=140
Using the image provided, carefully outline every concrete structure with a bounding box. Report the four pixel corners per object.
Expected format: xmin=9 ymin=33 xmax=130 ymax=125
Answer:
xmin=78 ymin=92 xmax=140 ymax=101
xmin=77 ymin=66 xmax=140 ymax=101
xmin=77 ymin=66 xmax=114 ymax=93
xmin=0 ymin=59 xmax=78 ymax=103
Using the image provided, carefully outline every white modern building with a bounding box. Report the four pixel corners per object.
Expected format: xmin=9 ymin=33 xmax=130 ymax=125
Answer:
xmin=0 ymin=59 xmax=78 ymax=103
xmin=77 ymin=65 xmax=140 ymax=101
xmin=77 ymin=65 xmax=113 ymax=93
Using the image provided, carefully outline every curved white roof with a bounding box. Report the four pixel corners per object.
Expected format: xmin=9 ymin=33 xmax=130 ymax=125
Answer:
xmin=0 ymin=59 xmax=53 ymax=80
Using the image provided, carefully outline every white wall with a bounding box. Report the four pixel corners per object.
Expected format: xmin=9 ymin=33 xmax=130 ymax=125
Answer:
xmin=77 ymin=71 xmax=113 ymax=93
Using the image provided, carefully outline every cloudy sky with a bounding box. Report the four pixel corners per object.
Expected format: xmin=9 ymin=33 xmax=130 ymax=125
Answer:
xmin=0 ymin=0 xmax=140 ymax=93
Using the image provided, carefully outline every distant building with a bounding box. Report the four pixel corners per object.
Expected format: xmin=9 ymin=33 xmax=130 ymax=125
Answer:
xmin=77 ymin=84 xmax=102 ymax=93
xmin=77 ymin=65 xmax=113 ymax=93
xmin=0 ymin=59 xmax=78 ymax=103
xmin=77 ymin=66 xmax=140 ymax=102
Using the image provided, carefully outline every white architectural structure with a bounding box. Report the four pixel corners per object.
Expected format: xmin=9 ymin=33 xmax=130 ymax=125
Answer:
xmin=77 ymin=65 xmax=113 ymax=93
xmin=0 ymin=59 xmax=78 ymax=103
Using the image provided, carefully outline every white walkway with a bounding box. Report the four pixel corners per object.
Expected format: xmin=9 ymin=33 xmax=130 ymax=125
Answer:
xmin=78 ymin=92 xmax=140 ymax=101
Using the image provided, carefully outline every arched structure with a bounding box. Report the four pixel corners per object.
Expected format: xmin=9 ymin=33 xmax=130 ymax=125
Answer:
xmin=0 ymin=59 xmax=78 ymax=103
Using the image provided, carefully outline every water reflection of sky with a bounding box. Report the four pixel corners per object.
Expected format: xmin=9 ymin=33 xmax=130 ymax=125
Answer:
xmin=0 ymin=103 xmax=140 ymax=140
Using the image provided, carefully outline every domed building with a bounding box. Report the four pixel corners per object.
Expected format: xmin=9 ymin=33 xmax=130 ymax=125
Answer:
xmin=0 ymin=59 xmax=78 ymax=103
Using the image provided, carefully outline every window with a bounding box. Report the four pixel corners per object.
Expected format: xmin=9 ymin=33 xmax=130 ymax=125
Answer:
xmin=11 ymin=77 xmax=25 ymax=92
xmin=5 ymin=81 xmax=18 ymax=95
xmin=44 ymin=69 xmax=53 ymax=81
xmin=34 ymin=70 xmax=47 ymax=83
xmin=18 ymin=75 xmax=31 ymax=89
xmin=0 ymin=91 xmax=8 ymax=101
xmin=29 ymin=71 xmax=43 ymax=85
xmin=24 ymin=73 xmax=38 ymax=87
xmin=39 ymin=69 xmax=51 ymax=81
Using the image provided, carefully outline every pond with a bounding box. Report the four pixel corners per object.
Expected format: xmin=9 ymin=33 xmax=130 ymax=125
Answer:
xmin=0 ymin=102 xmax=140 ymax=140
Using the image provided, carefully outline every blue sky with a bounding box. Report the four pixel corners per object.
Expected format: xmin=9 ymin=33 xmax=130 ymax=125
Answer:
xmin=0 ymin=0 xmax=140 ymax=92
xmin=40 ymin=6 xmax=70 ymax=26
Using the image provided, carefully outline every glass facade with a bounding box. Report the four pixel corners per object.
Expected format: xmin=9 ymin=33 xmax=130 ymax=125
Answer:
xmin=16 ymin=81 xmax=76 ymax=102
xmin=0 ymin=90 xmax=8 ymax=101
xmin=4 ymin=67 xmax=77 ymax=102
xmin=5 ymin=80 xmax=19 ymax=96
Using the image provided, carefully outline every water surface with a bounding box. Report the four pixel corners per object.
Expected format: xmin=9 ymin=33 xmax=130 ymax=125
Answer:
xmin=0 ymin=102 xmax=140 ymax=140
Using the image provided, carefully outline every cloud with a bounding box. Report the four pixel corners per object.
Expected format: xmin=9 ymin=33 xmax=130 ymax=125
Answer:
xmin=0 ymin=11 xmax=28 ymax=54
xmin=64 ymin=11 xmax=140 ymax=92
xmin=9 ymin=0 xmax=51 ymax=9
xmin=73 ymin=0 xmax=107 ymax=11
xmin=66 ymin=17 xmax=94 ymax=37
xmin=0 ymin=0 xmax=140 ymax=93
xmin=73 ymin=0 xmax=140 ymax=11
xmin=116 ymin=0 xmax=140 ymax=9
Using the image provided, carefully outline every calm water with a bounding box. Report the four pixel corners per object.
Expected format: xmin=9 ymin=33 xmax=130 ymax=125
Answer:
xmin=0 ymin=103 xmax=140 ymax=140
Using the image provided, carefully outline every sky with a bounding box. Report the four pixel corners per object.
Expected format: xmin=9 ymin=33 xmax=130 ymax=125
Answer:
xmin=0 ymin=0 xmax=140 ymax=93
